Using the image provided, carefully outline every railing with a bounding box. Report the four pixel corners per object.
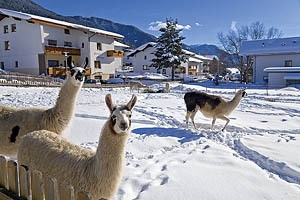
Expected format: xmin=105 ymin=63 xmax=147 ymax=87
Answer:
xmin=0 ymin=72 xmax=63 ymax=87
xmin=0 ymin=155 xmax=95 ymax=200
xmin=45 ymin=46 xmax=81 ymax=56
xmin=48 ymin=68 xmax=91 ymax=77
xmin=106 ymin=50 xmax=124 ymax=57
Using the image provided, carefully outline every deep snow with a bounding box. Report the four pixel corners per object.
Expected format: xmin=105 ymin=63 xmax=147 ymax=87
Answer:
xmin=0 ymin=82 xmax=300 ymax=200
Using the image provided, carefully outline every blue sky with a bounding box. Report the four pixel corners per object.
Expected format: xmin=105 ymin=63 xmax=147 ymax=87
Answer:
xmin=33 ymin=0 xmax=300 ymax=46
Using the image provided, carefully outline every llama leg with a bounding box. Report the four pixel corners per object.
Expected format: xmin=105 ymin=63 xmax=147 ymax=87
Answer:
xmin=219 ymin=116 xmax=230 ymax=131
xmin=211 ymin=118 xmax=216 ymax=129
xmin=185 ymin=111 xmax=192 ymax=128
xmin=190 ymin=111 xmax=198 ymax=129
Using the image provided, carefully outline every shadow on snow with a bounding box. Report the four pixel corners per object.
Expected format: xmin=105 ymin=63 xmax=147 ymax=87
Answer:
xmin=132 ymin=127 xmax=205 ymax=144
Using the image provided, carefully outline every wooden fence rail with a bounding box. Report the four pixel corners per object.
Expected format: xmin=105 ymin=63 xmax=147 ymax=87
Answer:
xmin=0 ymin=155 xmax=93 ymax=200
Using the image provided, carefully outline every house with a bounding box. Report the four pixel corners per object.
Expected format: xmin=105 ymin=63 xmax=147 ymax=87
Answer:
xmin=127 ymin=42 xmax=211 ymax=78
xmin=240 ymin=36 xmax=300 ymax=86
xmin=0 ymin=8 xmax=125 ymax=80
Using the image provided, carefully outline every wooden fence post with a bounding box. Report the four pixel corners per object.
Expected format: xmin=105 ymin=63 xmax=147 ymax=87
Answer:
xmin=77 ymin=191 xmax=92 ymax=200
xmin=44 ymin=176 xmax=59 ymax=200
xmin=0 ymin=156 xmax=8 ymax=189
xmin=7 ymin=160 xmax=19 ymax=196
xmin=31 ymin=170 xmax=44 ymax=200
xmin=60 ymin=184 xmax=75 ymax=200
xmin=19 ymin=165 xmax=30 ymax=200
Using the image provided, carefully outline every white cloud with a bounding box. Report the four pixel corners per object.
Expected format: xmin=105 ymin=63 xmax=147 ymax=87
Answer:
xmin=231 ymin=21 xmax=238 ymax=32
xmin=148 ymin=21 xmax=191 ymax=31
xmin=195 ymin=22 xmax=203 ymax=27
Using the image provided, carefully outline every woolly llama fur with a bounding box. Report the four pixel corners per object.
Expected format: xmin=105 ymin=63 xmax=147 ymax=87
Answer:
xmin=18 ymin=94 xmax=137 ymax=200
xmin=184 ymin=89 xmax=247 ymax=131
xmin=0 ymin=56 xmax=88 ymax=157
xmin=129 ymin=81 xmax=148 ymax=93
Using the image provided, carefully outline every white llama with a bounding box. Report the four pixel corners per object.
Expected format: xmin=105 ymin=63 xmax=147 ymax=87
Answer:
xmin=184 ymin=89 xmax=247 ymax=131
xmin=0 ymin=56 xmax=88 ymax=157
xmin=18 ymin=94 xmax=137 ymax=200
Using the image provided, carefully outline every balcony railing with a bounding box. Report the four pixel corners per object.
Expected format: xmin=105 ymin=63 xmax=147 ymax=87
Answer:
xmin=45 ymin=46 xmax=81 ymax=56
xmin=107 ymin=50 xmax=124 ymax=57
xmin=48 ymin=67 xmax=91 ymax=77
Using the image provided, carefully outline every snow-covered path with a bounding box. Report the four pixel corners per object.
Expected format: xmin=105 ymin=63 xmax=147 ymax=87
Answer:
xmin=1 ymin=83 xmax=300 ymax=200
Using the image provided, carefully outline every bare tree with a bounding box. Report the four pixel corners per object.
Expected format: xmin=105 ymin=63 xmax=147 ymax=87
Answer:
xmin=218 ymin=21 xmax=282 ymax=83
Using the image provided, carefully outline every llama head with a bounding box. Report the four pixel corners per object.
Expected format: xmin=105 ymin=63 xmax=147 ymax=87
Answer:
xmin=67 ymin=56 xmax=88 ymax=86
xmin=105 ymin=94 xmax=137 ymax=135
xmin=237 ymin=88 xmax=247 ymax=97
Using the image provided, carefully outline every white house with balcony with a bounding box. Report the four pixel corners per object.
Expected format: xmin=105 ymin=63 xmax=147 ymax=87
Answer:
xmin=0 ymin=8 xmax=125 ymax=80
xmin=240 ymin=36 xmax=300 ymax=86
xmin=127 ymin=42 xmax=211 ymax=78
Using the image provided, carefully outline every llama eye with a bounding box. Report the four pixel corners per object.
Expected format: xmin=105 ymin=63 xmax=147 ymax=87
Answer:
xmin=129 ymin=114 xmax=132 ymax=118
xmin=112 ymin=115 xmax=116 ymax=119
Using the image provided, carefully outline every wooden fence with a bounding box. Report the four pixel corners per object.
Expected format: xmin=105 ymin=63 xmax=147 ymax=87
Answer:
xmin=0 ymin=156 xmax=95 ymax=200
xmin=0 ymin=72 xmax=63 ymax=87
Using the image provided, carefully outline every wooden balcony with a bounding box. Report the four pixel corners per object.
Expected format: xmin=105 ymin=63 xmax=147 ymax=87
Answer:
xmin=107 ymin=50 xmax=124 ymax=57
xmin=45 ymin=46 xmax=81 ymax=56
xmin=48 ymin=67 xmax=91 ymax=77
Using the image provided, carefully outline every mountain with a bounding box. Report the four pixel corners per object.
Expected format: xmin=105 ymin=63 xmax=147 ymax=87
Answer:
xmin=0 ymin=0 xmax=156 ymax=47
xmin=190 ymin=44 xmax=223 ymax=56
xmin=70 ymin=16 xmax=156 ymax=47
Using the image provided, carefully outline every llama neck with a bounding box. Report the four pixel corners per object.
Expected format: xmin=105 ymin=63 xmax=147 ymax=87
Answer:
xmin=226 ymin=93 xmax=242 ymax=113
xmin=94 ymin=120 xmax=129 ymax=183
xmin=49 ymin=77 xmax=81 ymax=128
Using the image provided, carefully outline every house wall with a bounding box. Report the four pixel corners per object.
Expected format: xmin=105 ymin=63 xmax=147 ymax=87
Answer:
xmin=255 ymin=54 xmax=300 ymax=84
xmin=132 ymin=46 xmax=157 ymax=74
xmin=0 ymin=17 xmax=43 ymax=75
xmin=268 ymin=73 xmax=286 ymax=86
xmin=89 ymin=35 xmax=118 ymax=78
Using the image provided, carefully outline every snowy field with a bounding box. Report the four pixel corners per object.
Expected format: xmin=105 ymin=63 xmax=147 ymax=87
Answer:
xmin=1 ymin=82 xmax=300 ymax=200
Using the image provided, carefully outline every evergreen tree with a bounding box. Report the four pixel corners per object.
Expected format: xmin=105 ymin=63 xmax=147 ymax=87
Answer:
xmin=151 ymin=18 xmax=187 ymax=80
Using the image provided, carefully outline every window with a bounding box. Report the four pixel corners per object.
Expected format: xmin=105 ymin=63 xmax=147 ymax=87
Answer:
xmin=82 ymin=43 xmax=84 ymax=48
xmin=285 ymin=60 xmax=292 ymax=67
xmin=4 ymin=41 xmax=10 ymax=50
xmin=64 ymin=41 xmax=72 ymax=47
xmin=4 ymin=25 xmax=8 ymax=33
xmin=64 ymin=29 xmax=70 ymax=34
xmin=144 ymin=55 xmax=147 ymax=60
xmin=11 ymin=24 xmax=16 ymax=32
xmin=143 ymin=65 xmax=149 ymax=70
xmin=0 ymin=62 xmax=4 ymax=70
xmin=97 ymin=43 xmax=102 ymax=51
xmin=48 ymin=60 xmax=59 ymax=67
xmin=162 ymin=68 xmax=167 ymax=74
xmin=15 ymin=61 xmax=18 ymax=68
xmin=94 ymin=61 xmax=101 ymax=69
xmin=48 ymin=40 xmax=57 ymax=46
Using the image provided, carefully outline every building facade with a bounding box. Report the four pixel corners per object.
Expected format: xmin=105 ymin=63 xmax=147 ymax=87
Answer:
xmin=240 ymin=36 xmax=300 ymax=86
xmin=0 ymin=8 xmax=124 ymax=80
xmin=127 ymin=42 xmax=210 ymax=78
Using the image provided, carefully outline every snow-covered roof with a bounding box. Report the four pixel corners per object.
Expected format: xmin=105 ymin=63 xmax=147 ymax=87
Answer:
xmin=127 ymin=42 xmax=156 ymax=57
xmin=182 ymin=49 xmax=213 ymax=60
xmin=189 ymin=57 xmax=203 ymax=63
xmin=114 ymin=41 xmax=129 ymax=48
xmin=284 ymin=73 xmax=300 ymax=80
xmin=240 ymin=37 xmax=300 ymax=56
xmin=0 ymin=8 xmax=123 ymax=39
xmin=264 ymin=67 xmax=300 ymax=73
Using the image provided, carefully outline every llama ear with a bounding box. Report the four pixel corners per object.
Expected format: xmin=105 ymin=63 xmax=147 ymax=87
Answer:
xmin=81 ymin=57 xmax=89 ymax=69
xmin=127 ymin=94 xmax=137 ymax=111
xmin=105 ymin=94 xmax=114 ymax=113
xmin=67 ymin=56 xmax=74 ymax=69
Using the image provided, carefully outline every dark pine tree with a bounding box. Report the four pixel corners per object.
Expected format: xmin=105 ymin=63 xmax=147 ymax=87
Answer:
xmin=151 ymin=18 xmax=187 ymax=80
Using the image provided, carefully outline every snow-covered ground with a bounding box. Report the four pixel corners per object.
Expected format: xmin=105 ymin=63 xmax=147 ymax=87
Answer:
xmin=1 ymin=82 xmax=300 ymax=200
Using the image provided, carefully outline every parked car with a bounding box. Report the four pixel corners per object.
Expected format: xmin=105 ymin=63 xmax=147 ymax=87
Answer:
xmin=84 ymin=79 xmax=101 ymax=84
